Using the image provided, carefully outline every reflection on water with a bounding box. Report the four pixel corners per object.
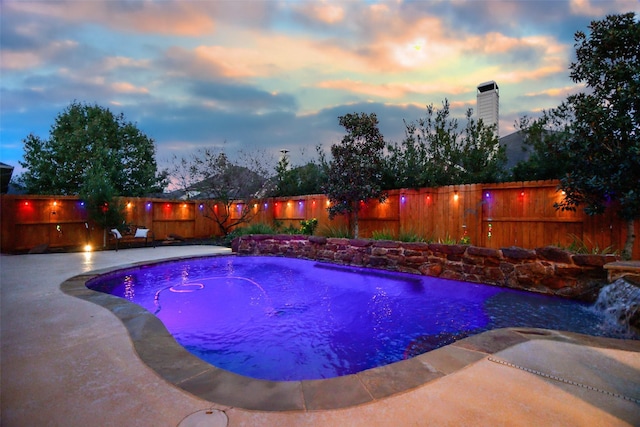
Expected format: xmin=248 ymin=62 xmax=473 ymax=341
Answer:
xmin=87 ymin=256 xmax=638 ymax=381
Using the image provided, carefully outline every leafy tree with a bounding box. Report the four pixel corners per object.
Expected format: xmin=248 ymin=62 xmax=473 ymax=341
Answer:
xmin=523 ymin=13 xmax=639 ymax=259
xmin=385 ymin=100 xmax=506 ymax=189
xmin=171 ymin=146 xmax=271 ymax=236
xmin=79 ymin=165 xmax=125 ymax=246
xmin=272 ymin=154 xmax=326 ymax=197
xmin=323 ymin=112 xmax=387 ymax=238
xmin=509 ymin=116 xmax=573 ymax=181
xmin=19 ymin=101 xmax=167 ymax=196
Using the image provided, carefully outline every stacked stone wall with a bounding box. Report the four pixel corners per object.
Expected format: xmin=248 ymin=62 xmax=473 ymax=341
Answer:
xmin=233 ymin=235 xmax=619 ymax=301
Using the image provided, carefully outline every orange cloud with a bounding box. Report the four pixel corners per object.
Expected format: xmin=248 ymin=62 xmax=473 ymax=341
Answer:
xmin=571 ymin=0 xmax=640 ymax=17
xmin=296 ymin=1 xmax=345 ymax=24
xmin=316 ymin=79 xmax=468 ymax=99
xmin=111 ymin=82 xmax=149 ymax=94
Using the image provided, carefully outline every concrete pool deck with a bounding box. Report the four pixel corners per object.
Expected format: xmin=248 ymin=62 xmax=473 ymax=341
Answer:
xmin=1 ymin=246 xmax=639 ymax=426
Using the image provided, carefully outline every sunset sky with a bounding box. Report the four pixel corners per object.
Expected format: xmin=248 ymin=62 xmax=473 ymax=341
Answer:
xmin=1 ymin=0 xmax=638 ymax=178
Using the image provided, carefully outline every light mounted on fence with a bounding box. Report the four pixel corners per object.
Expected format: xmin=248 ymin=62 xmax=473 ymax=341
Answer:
xmin=453 ymin=191 xmax=459 ymax=201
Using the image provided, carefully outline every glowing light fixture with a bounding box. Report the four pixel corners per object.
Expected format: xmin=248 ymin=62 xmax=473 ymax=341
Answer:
xmin=84 ymin=244 xmax=92 ymax=252
xmin=453 ymin=191 xmax=459 ymax=201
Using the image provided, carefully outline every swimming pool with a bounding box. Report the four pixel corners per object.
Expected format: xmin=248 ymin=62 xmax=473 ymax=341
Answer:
xmin=86 ymin=255 xmax=635 ymax=381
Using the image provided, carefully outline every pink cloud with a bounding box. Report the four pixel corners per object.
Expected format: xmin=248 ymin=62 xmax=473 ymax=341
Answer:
xmin=8 ymin=1 xmax=215 ymax=36
xmin=111 ymin=82 xmax=149 ymax=94
xmin=316 ymin=79 xmax=468 ymax=99
xmin=295 ymin=1 xmax=345 ymax=24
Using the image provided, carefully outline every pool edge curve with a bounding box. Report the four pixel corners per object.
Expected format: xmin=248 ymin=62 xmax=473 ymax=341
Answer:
xmin=59 ymin=254 xmax=640 ymax=412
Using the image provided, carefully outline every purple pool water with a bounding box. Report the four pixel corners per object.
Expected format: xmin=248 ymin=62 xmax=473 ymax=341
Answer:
xmin=87 ymin=255 xmax=629 ymax=381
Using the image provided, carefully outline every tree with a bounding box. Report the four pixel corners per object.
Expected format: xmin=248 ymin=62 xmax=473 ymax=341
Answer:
xmin=323 ymin=112 xmax=387 ymax=238
xmin=79 ymin=165 xmax=125 ymax=247
xmin=19 ymin=101 xmax=167 ymax=196
xmin=385 ymin=100 xmax=506 ymax=189
xmin=171 ymin=146 xmax=271 ymax=236
xmin=272 ymin=154 xmax=326 ymax=197
xmin=509 ymin=115 xmax=573 ymax=181
xmin=525 ymin=13 xmax=639 ymax=259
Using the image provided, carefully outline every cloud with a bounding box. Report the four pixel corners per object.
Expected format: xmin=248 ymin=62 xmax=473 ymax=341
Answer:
xmin=316 ymin=79 xmax=468 ymax=100
xmin=5 ymin=0 xmax=216 ymax=36
xmin=294 ymin=1 xmax=346 ymax=25
xmin=570 ymin=0 xmax=640 ymax=17
xmin=187 ymin=80 xmax=298 ymax=112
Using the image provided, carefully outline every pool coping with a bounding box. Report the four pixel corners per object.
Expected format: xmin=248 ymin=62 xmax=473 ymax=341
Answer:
xmin=60 ymin=254 xmax=640 ymax=412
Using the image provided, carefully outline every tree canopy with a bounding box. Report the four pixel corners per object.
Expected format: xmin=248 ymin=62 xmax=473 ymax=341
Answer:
xmin=522 ymin=12 xmax=639 ymax=258
xmin=322 ymin=112 xmax=387 ymax=238
xmin=272 ymin=153 xmax=326 ymax=197
xmin=384 ymin=100 xmax=506 ymax=189
xmin=19 ymin=101 xmax=167 ymax=196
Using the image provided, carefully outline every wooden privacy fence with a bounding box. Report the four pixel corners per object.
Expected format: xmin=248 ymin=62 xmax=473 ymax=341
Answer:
xmin=1 ymin=180 xmax=638 ymax=258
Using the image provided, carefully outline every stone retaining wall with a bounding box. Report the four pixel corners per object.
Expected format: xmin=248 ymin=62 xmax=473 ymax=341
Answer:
xmin=233 ymin=235 xmax=619 ymax=301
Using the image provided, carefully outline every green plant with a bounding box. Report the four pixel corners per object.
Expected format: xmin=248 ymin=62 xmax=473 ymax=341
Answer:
xmin=223 ymin=222 xmax=278 ymax=246
xmin=564 ymin=234 xmax=618 ymax=255
xmin=459 ymin=235 xmax=471 ymax=245
xmin=282 ymin=224 xmax=300 ymax=235
xmin=300 ymin=218 xmax=318 ymax=235
xmin=398 ymin=230 xmax=426 ymax=243
xmin=318 ymin=224 xmax=351 ymax=238
xmin=432 ymin=233 xmax=457 ymax=245
xmin=371 ymin=229 xmax=396 ymax=240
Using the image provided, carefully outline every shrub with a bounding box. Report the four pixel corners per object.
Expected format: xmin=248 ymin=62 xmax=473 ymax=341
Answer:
xmin=318 ymin=224 xmax=351 ymax=238
xmin=398 ymin=230 xmax=426 ymax=243
xmin=563 ymin=234 xmax=617 ymax=255
xmin=300 ymin=218 xmax=319 ymax=235
xmin=371 ymin=229 xmax=396 ymax=240
xmin=223 ymin=223 xmax=277 ymax=246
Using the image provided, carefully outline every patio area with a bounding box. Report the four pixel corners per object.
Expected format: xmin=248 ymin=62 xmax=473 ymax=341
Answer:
xmin=1 ymin=246 xmax=639 ymax=426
